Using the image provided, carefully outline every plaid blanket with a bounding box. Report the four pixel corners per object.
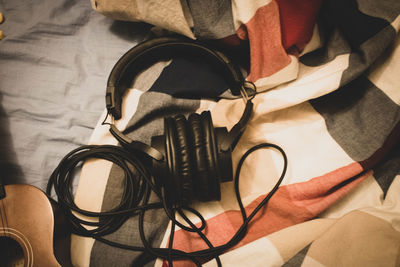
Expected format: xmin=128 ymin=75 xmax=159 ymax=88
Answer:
xmin=73 ymin=0 xmax=400 ymax=266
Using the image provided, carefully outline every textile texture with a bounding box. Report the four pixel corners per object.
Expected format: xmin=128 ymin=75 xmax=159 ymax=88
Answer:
xmin=0 ymin=0 xmax=150 ymax=190
xmin=71 ymin=0 xmax=400 ymax=266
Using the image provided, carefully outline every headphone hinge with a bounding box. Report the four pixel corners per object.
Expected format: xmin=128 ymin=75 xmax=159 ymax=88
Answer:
xmin=106 ymin=86 xmax=122 ymax=119
xmin=106 ymin=86 xmax=115 ymax=107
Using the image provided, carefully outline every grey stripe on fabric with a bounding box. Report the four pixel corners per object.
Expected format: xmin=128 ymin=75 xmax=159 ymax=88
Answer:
xmin=340 ymin=25 xmax=396 ymax=87
xmin=357 ymin=0 xmax=400 ymax=24
xmin=186 ymin=0 xmax=236 ymax=39
xmin=310 ymin=75 xmax=400 ymax=163
xmin=300 ymin=28 xmax=351 ymax=67
xmin=90 ymin=91 xmax=201 ymax=267
xmin=282 ymin=244 xmax=311 ymax=267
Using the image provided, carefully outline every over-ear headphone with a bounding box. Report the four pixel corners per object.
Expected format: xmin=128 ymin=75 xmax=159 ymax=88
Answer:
xmin=105 ymin=37 xmax=254 ymax=206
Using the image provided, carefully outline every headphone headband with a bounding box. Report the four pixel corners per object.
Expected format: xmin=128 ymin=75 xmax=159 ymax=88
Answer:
xmin=105 ymin=37 xmax=253 ymax=164
xmin=106 ymin=37 xmax=244 ymax=120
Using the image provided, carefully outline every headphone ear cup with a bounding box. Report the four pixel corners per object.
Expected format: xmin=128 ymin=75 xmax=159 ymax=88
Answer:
xmin=172 ymin=115 xmax=194 ymax=205
xmin=163 ymin=117 xmax=181 ymax=205
xmin=157 ymin=111 xmax=225 ymax=204
xmin=188 ymin=113 xmax=211 ymax=201
xmin=199 ymin=111 xmax=221 ymax=201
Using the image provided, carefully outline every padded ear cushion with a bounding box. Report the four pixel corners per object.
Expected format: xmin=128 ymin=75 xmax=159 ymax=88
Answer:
xmin=164 ymin=111 xmax=222 ymax=204
xmin=164 ymin=117 xmax=182 ymax=205
xmin=188 ymin=113 xmax=211 ymax=201
xmin=172 ymin=115 xmax=194 ymax=205
xmin=200 ymin=111 xmax=221 ymax=201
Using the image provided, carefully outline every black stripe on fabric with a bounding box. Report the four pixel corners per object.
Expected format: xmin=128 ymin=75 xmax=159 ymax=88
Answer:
xmin=300 ymin=0 xmax=397 ymax=68
xmin=310 ymin=75 xmax=400 ymax=164
xmin=322 ymin=0 xmax=389 ymax=49
xmin=373 ymin=141 xmax=400 ymax=199
xmin=340 ymin=23 xmax=396 ymax=87
xmin=282 ymin=243 xmax=311 ymax=267
xmin=149 ymin=58 xmax=230 ymax=99
xmin=186 ymin=0 xmax=236 ymax=39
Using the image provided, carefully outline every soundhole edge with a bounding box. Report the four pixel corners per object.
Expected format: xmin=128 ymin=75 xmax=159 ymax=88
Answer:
xmin=0 ymin=235 xmax=25 ymax=267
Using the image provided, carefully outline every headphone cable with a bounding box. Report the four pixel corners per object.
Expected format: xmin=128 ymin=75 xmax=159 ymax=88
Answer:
xmin=47 ymin=142 xmax=287 ymax=266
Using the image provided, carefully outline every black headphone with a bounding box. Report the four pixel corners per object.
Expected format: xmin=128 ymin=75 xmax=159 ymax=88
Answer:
xmin=105 ymin=37 xmax=254 ymax=206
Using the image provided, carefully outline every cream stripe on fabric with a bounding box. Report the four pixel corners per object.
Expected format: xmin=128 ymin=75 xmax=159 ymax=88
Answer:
xmin=196 ymin=99 xmax=217 ymax=114
xmin=301 ymin=255 xmax=325 ymax=267
xmin=300 ymin=24 xmax=323 ymax=57
xmin=267 ymin=218 xmax=336 ymax=263
xmin=307 ymin=210 xmax=400 ymax=267
xmin=252 ymin=54 xmax=350 ymax=115
xmin=392 ymin=15 xmax=400 ymax=31
xmin=203 ymin=237 xmax=284 ymax=267
xmin=72 ymin=89 xmax=143 ymax=267
xmin=361 ymin=175 xmax=400 ymax=232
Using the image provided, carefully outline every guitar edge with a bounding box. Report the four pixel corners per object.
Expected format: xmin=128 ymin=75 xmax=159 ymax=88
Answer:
xmin=0 ymin=184 xmax=61 ymax=267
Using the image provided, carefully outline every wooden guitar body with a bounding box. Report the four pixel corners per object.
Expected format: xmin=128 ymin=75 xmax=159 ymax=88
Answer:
xmin=0 ymin=184 xmax=60 ymax=267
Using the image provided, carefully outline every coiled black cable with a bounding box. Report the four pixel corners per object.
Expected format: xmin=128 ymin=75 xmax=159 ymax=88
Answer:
xmin=47 ymin=142 xmax=287 ymax=266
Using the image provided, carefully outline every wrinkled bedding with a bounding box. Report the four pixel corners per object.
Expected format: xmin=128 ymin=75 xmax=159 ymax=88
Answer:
xmin=0 ymin=0 xmax=149 ymax=189
xmin=75 ymin=1 xmax=400 ymax=267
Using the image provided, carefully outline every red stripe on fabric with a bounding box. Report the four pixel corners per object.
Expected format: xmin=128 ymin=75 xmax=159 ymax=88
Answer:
xmin=167 ymin=162 xmax=369 ymax=266
xmin=276 ymin=0 xmax=322 ymax=52
xmin=239 ymin=1 xmax=292 ymax=83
